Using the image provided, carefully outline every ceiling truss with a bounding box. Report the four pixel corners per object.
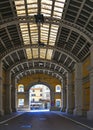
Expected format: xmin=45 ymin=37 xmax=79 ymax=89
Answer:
xmin=0 ymin=0 xmax=93 ymax=80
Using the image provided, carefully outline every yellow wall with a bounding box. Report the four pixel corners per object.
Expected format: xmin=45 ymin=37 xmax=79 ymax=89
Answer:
xmin=55 ymin=93 xmax=61 ymax=99
xmin=83 ymin=56 xmax=90 ymax=77
xmin=82 ymin=82 xmax=90 ymax=111
xmin=18 ymin=74 xmax=61 ymax=91
xmin=17 ymin=74 xmax=62 ymax=108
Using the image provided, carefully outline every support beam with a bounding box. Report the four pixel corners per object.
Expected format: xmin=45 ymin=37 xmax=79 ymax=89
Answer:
xmin=1 ymin=45 xmax=79 ymax=63
xmin=0 ymin=17 xmax=92 ymax=44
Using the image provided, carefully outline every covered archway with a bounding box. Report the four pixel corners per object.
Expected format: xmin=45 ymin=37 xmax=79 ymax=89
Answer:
xmin=17 ymin=74 xmax=62 ymax=111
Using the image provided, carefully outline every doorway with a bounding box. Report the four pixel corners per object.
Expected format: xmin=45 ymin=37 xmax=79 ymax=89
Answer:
xmin=29 ymin=84 xmax=50 ymax=111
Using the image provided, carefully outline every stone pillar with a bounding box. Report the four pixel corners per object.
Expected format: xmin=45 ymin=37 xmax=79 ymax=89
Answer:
xmin=11 ymin=78 xmax=17 ymax=112
xmin=87 ymin=45 xmax=93 ymax=120
xmin=66 ymin=72 xmax=73 ymax=114
xmin=0 ymin=60 xmax=4 ymax=116
xmin=25 ymin=91 xmax=30 ymax=110
xmin=5 ymin=71 xmax=12 ymax=114
xmin=50 ymin=90 xmax=55 ymax=110
xmin=61 ymin=78 xmax=66 ymax=112
xmin=73 ymin=63 xmax=83 ymax=116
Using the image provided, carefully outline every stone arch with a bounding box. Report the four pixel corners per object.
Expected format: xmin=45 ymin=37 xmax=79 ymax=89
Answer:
xmin=27 ymin=81 xmax=53 ymax=92
xmin=27 ymin=81 xmax=55 ymax=111
xmin=17 ymin=74 xmax=62 ymax=111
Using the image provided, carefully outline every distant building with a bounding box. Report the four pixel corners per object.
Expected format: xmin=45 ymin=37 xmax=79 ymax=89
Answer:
xmin=30 ymin=85 xmax=50 ymax=110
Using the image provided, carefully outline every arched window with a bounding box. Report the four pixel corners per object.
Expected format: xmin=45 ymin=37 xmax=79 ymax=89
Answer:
xmin=55 ymin=85 xmax=61 ymax=92
xmin=18 ymin=99 xmax=24 ymax=107
xmin=18 ymin=84 xmax=24 ymax=92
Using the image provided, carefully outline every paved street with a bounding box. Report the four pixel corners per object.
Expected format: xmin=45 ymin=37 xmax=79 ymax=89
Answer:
xmin=0 ymin=112 xmax=89 ymax=130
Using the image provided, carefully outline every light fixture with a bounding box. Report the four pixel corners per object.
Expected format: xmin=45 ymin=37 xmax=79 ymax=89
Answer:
xmin=34 ymin=14 xmax=44 ymax=25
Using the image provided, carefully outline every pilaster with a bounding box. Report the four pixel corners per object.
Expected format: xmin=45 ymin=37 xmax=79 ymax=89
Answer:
xmin=73 ymin=62 xmax=83 ymax=116
xmin=50 ymin=90 xmax=55 ymax=110
xmin=5 ymin=70 xmax=12 ymax=114
xmin=61 ymin=78 xmax=66 ymax=112
xmin=11 ymin=78 xmax=17 ymax=112
xmin=0 ymin=60 xmax=4 ymax=116
xmin=87 ymin=45 xmax=93 ymax=119
xmin=66 ymin=72 xmax=73 ymax=114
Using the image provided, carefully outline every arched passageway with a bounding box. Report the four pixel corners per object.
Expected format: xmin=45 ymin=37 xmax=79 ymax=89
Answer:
xmin=0 ymin=0 xmax=93 ymax=121
xmin=29 ymin=84 xmax=51 ymax=111
xmin=17 ymin=74 xmax=62 ymax=111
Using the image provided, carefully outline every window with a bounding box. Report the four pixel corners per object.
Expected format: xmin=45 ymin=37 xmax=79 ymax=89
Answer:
xmin=55 ymin=85 xmax=61 ymax=92
xmin=18 ymin=84 xmax=24 ymax=92
xmin=40 ymin=94 xmax=42 ymax=96
xmin=56 ymin=99 xmax=61 ymax=107
xmin=31 ymin=94 xmax=36 ymax=96
xmin=32 ymin=98 xmax=35 ymax=102
xmin=18 ymin=99 xmax=24 ymax=106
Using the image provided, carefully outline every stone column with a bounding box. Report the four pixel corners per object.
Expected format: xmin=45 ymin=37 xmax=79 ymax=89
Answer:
xmin=0 ymin=60 xmax=4 ymax=116
xmin=25 ymin=91 xmax=30 ymax=110
xmin=61 ymin=78 xmax=66 ymax=112
xmin=50 ymin=90 xmax=55 ymax=110
xmin=87 ymin=45 xmax=93 ymax=120
xmin=66 ymin=72 xmax=73 ymax=114
xmin=5 ymin=70 xmax=12 ymax=114
xmin=11 ymin=78 xmax=17 ymax=112
xmin=73 ymin=63 xmax=83 ymax=116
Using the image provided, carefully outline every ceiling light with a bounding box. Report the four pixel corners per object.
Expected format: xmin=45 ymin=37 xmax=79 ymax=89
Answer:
xmin=34 ymin=14 xmax=44 ymax=24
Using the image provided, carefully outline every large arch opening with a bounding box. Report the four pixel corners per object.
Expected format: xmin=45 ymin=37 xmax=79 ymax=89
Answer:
xmin=29 ymin=84 xmax=50 ymax=112
xmin=17 ymin=74 xmax=62 ymax=112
